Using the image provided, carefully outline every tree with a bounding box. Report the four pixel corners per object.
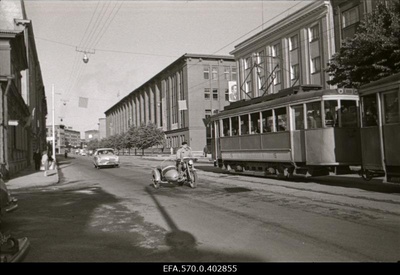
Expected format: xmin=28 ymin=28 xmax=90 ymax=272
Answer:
xmin=132 ymin=123 xmax=165 ymax=155
xmin=327 ymin=1 xmax=400 ymax=88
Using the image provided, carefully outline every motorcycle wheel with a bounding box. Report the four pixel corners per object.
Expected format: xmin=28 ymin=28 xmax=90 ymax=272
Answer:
xmin=189 ymin=170 xmax=198 ymax=188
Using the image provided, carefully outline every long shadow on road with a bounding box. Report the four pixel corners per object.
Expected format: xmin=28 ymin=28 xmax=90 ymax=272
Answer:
xmin=2 ymin=184 xmax=263 ymax=262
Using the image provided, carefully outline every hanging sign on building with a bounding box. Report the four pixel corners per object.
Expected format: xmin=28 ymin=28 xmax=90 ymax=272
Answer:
xmin=178 ymin=100 xmax=187 ymax=111
xmin=228 ymin=81 xmax=238 ymax=102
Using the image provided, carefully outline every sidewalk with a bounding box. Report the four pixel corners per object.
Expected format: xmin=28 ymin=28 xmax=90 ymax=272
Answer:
xmin=5 ymin=164 xmax=59 ymax=191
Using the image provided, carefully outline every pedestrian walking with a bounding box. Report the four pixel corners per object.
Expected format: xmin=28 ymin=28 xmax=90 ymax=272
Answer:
xmin=33 ymin=150 xmax=41 ymax=171
xmin=41 ymin=151 xmax=49 ymax=176
xmin=203 ymin=145 xmax=208 ymax=157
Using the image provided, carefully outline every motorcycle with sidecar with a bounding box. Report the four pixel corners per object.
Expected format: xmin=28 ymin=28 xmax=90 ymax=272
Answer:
xmin=152 ymin=157 xmax=198 ymax=189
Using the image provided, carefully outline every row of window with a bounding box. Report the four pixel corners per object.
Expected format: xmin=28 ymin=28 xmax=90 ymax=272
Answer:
xmin=204 ymin=66 xmax=237 ymax=81
xmin=204 ymin=88 xmax=231 ymax=101
xmin=219 ymin=99 xmax=358 ymax=137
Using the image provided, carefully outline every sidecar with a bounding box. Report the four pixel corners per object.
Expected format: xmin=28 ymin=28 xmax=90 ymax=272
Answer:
xmin=152 ymin=158 xmax=181 ymax=189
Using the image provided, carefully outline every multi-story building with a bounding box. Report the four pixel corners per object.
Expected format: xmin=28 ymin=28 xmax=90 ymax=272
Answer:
xmin=64 ymin=127 xmax=81 ymax=149
xmin=0 ymin=1 xmax=47 ymax=177
xmin=46 ymin=125 xmax=66 ymax=154
xmin=230 ymin=1 xmax=336 ymax=98
xmin=105 ymin=53 xmax=237 ymax=153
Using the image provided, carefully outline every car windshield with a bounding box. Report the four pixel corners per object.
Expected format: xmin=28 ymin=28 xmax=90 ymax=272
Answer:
xmin=98 ymin=150 xmax=114 ymax=155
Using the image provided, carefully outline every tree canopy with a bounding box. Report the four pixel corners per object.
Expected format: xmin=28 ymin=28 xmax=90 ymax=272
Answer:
xmin=327 ymin=1 xmax=400 ymax=88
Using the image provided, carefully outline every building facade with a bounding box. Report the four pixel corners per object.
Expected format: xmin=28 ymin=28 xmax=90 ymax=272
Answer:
xmin=105 ymin=54 xmax=237 ymax=153
xmin=85 ymin=129 xmax=99 ymax=142
xmin=64 ymin=127 xmax=81 ymax=149
xmin=230 ymin=1 xmax=336 ymax=99
xmin=0 ymin=0 xmax=47 ymax=177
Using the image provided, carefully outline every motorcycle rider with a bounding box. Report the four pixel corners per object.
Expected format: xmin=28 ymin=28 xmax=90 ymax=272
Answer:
xmin=175 ymin=141 xmax=193 ymax=177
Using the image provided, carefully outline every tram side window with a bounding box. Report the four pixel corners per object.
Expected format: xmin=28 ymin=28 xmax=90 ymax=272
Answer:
xmin=324 ymin=100 xmax=338 ymax=127
xmin=240 ymin=114 xmax=249 ymax=135
xmin=222 ymin=118 xmax=230 ymax=136
xmin=362 ymin=94 xmax=378 ymax=127
xmin=275 ymin=107 xmax=287 ymax=131
xmin=250 ymin=112 xmax=261 ymax=134
xmin=292 ymin=105 xmax=304 ymax=130
xmin=262 ymin=110 xmax=273 ymax=132
xmin=306 ymin=102 xmax=322 ymax=129
xmin=231 ymin=116 xmax=239 ymax=135
xmin=383 ymin=91 xmax=399 ymax=124
xmin=340 ymin=100 xmax=358 ymax=127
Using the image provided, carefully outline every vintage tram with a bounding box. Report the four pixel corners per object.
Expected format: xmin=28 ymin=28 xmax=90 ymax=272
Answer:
xmin=210 ymin=85 xmax=361 ymax=178
xmin=359 ymin=73 xmax=400 ymax=183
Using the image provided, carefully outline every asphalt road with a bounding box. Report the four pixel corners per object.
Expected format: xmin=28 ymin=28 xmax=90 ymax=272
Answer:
xmin=2 ymin=154 xmax=400 ymax=263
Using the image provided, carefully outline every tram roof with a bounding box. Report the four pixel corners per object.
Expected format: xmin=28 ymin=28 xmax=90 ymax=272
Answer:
xmin=358 ymin=73 xmax=400 ymax=95
xmin=212 ymin=85 xmax=353 ymax=120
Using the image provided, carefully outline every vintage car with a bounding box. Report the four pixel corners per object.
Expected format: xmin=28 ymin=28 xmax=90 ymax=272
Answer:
xmin=93 ymin=148 xmax=120 ymax=169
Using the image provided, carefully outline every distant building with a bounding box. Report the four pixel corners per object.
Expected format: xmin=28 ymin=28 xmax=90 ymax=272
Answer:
xmin=64 ymin=127 xmax=81 ymax=149
xmin=98 ymin=118 xmax=106 ymax=140
xmin=0 ymin=1 xmax=47 ymax=177
xmin=46 ymin=125 xmax=65 ymax=154
xmin=105 ymin=53 xmax=237 ymax=153
xmin=85 ymin=129 xmax=99 ymax=141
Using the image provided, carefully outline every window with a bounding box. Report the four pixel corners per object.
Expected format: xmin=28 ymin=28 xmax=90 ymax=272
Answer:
xmin=224 ymin=67 xmax=230 ymax=80
xmin=273 ymin=69 xmax=281 ymax=85
xmin=272 ymin=44 xmax=280 ymax=57
xmin=262 ymin=110 xmax=273 ymax=132
xmin=311 ymin=56 xmax=321 ymax=74
xmin=225 ymin=89 xmax=229 ymax=101
xmin=212 ymin=66 xmax=218 ymax=80
xmin=203 ymin=66 xmax=209 ymax=79
xmin=340 ymin=100 xmax=358 ymax=127
xmin=222 ymin=118 xmax=230 ymax=136
xmin=383 ymin=91 xmax=399 ymax=124
xmin=246 ymin=81 xmax=253 ymax=96
xmin=289 ymin=35 xmax=299 ymax=51
xmin=250 ymin=112 xmax=261 ymax=134
xmin=309 ymin=24 xmax=319 ymax=42
xmin=204 ymin=88 xmax=210 ymax=99
xmin=292 ymin=105 xmax=304 ymax=130
xmin=291 ymin=64 xmax=299 ymax=80
xmin=361 ymin=95 xmax=378 ymax=127
xmin=306 ymin=102 xmax=322 ymax=129
xmin=240 ymin=114 xmax=249 ymax=135
xmin=231 ymin=67 xmax=237 ymax=81
xmin=275 ymin=108 xmax=287 ymax=131
xmin=324 ymin=100 xmax=338 ymax=127
xmin=213 ymin=89 xmax=218 ymax=100
xmin=231 ymin=116 xmax=239 ymax=135
xmin=342 ymin=6 xmax=359 ymax=28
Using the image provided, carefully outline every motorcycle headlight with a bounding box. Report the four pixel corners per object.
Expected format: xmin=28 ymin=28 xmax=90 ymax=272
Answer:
xmin=189 ymin=159 xmax=193 ymax=165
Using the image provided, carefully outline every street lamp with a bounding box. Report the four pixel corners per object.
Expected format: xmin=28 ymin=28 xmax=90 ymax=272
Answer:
xmin=76 ymin=47 xmax=95 ymax=64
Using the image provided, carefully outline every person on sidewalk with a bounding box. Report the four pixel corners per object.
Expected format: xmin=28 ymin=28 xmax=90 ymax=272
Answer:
xmin=33 ymin=150 xmax=41 ymax=171
xmin=41 ymin=151 xmax=49 ymax=175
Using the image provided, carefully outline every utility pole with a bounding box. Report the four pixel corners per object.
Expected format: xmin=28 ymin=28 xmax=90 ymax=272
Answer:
xmin=52 ymin=84 xmax=56 ymax=160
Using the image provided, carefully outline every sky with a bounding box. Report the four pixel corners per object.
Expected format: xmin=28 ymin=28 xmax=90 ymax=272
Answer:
xmin=23 ymin=0 xmax=312 ymax=138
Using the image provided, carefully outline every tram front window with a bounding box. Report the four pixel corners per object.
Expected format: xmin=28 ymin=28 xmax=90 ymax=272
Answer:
xmin=362 ymin=94 xmax=378 ymax=127
xmin=324 ymin=100 xmax=338 ymax=127
xmin=340 ymin=100 xmax=358 ymax=127
xmin=306 ymin=102 xmax=322 ymax=129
